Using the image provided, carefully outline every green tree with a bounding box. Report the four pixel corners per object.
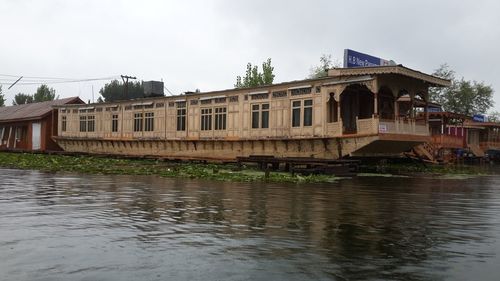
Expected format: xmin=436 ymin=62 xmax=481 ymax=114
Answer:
xmin=235 ymin=58 xmax=275 ymax=88
xmin=0 ymin=85 xmax=5 ymax=107
xmin=429 ymin=64 xmax=494 ymax=115
xmin=13 ymin=93 xmax=34 ymax=105
xmin=308 ymin=54 xmax=340 ymax=79
xmin=488 ymin=111 xmax=500 ymax=122
xmin=33 ymin=84 xmax=57 ymax=102
xmin=99 ymin=79 xmax=145 ymax=102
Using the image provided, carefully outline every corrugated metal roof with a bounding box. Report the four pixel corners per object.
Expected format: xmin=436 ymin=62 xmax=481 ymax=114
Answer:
xmin=0 ymin=97 xmax=83 ymax=123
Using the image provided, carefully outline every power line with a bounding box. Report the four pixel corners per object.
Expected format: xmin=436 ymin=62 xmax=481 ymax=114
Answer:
xmin=164 ymin=86 xmax=174 ymax=96
xmin=0 ymin=76 xmax=120 ymax=86
xmin=0 ymin=73 xmax=80 ymax=80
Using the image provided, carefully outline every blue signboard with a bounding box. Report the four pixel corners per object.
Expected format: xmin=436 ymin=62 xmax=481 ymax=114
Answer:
xmin=343 ymin=49 xmax=395 ymax=68
xmin=427 ymin=106 xmax=442 ymax=113
xmin=473 ymin=114 xmax=486 ymax=122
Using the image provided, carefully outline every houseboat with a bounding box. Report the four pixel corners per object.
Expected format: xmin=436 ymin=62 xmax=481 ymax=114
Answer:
xmin=413 ymin=111 xmax=470 ymax=162
xmin=464 ymin=120 xmax=500 ymax=160
xmin=53 ymin=65 xmax=450 ymax=161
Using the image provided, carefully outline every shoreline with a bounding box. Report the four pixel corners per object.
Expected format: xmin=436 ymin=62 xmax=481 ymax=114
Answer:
xmin=0 ymin=152 xmax=489 ymax=183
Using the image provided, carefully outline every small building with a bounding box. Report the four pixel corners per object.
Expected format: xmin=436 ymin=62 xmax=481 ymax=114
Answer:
xmin=0 ymin=97 xmax=84 ymax=152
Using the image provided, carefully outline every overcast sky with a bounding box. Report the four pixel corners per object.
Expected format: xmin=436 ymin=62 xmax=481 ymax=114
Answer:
xmin=1 ymin=0 xmax=499 ymax=111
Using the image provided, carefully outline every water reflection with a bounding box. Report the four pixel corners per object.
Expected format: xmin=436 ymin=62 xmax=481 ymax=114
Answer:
xmin=1 ymin=169 xmax=500 ymax=280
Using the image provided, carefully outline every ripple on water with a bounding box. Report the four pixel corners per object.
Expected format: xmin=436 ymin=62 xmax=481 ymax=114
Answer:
xmin=1 ymin=169 xmax=500 ymax=280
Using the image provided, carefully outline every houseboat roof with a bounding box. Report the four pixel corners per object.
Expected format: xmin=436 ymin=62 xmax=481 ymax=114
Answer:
xmin=464 ymin=120 xmax=500 ymax=128
xmin=54 ymin=65 xmax=449 ymax=108
xmin=328 ymin=65 xmax=451 ymax=87
xmin=426 ymin=111 xmax=471 ymax=120
xmin=0 ymin=97 xmax=83 ymax=123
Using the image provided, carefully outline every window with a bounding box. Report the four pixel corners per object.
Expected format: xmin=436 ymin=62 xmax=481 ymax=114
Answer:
xmin=291 ymin=99 xmax=313 ymax=127
xmin=201 ymin=108 xmax=212 ymax=130
xmin=177 ymin=104 xmax=186 ymax=131
xmin=144 ymin=112 xmax=154 ymax=131
xmin=134 ymin=113 xmax=143 ymax=132
xmin=303 ymin=99 xmax=313 ymax=126
xmin=87 ymin=115 xmax=95 ymax=132
xmin=79 ymin=115 xmax=87 ymax=132
xmin=214 ymin=107 xmax=227 ymax=130
xmin=292 ymin=101 xmax=301 ymax=127
xmin=111 ymin=114 xmax=119 ymax=132
xmin=250 ymin=93 xmax=269 ymax=100
xmin=62 ymin=116 xmax=67 ymax=132
xmin=15 ymin=127 xmax=23 ymax=141
xmin=252 ymin=104 xmax=260 ymax=129
xmin=272 ymin=90 xmax=287 ymax=98
xmin=290 ymin=87 xmax=312 ymax=96
xmin=261 ymin=104 xmax=269 ymax=128
xmin=251 ymin=103 xmax=269 ymax=129
xmin=214 ymin=97 xmax=226 ymax=104
xmin=1 ymin=126 xmax=7 ymax=144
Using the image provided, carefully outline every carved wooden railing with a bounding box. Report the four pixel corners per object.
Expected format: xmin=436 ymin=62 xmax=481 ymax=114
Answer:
xmin=431 ymin=134 xmax=465 ymax=149
xmin=356 ymin=116 xmax=379 ymax=135
xmin=379 ymin=118 xmax=429 ymax=136
xmin=326 ymin=121 xmax=342 ymax=137
xmin=480 ymin=141 xmax=500 ymax=151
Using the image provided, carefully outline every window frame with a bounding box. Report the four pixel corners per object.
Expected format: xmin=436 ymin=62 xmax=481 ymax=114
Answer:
xmin=201 ymin=108 xmax=213 ymax=131
xmin=79 ymin=115 xmax=87 ymax=132
xmin=303 ymin=99 xmax=313 ymax=127
xmin=176 ymin=105 xmax=187 ymax=131
xmin=111 ymin=114 xmax=119 ymax=132
xmin=291 ymin=99 xmax=313 ymax=127
xmin=251 ymin=103 xmax=270 ymax=129
xmin=61 ymin=115 xmax=67 ymax=132
xmin=144 ymin=112 xmax=154 ymax=132
xmin=214 ymin=107 xmax=227 ymax=130
xmin=134 ymin=112 xmax=143 ymax=132
xmin=291 ymin=100 xmax=301 ymax=127
xmin=87 ymin=115 xmax=95 ymax=132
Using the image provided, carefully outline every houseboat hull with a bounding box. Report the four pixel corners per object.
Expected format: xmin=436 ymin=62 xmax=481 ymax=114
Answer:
xmin=54 ymin=133 xmax=428 ymax=161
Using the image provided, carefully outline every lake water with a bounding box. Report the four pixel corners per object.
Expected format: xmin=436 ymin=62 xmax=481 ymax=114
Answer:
xmin=1 ymin=168 xmax=500 ymax=281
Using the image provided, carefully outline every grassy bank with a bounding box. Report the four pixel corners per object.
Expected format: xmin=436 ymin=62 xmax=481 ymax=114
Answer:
xmin=0 ymin=152 xmax=337 ymax=184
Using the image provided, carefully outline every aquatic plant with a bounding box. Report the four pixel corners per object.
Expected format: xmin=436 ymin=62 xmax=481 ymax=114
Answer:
xmin=0 ymin=152 xmax=337 ymax=184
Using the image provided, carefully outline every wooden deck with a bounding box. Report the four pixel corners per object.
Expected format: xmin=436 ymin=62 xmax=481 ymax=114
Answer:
xmin=236 ymin=155 xmax=359 ymax=176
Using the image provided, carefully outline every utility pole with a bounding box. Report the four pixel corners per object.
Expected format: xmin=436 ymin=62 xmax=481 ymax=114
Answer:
xmin=121 ymin=75 xmax=136 ymax=99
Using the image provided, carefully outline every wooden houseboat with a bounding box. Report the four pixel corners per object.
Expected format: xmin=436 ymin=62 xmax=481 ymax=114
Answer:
xmin=413 ymin=111 xmax=470 ymax=162
xmin=53 ymin=66 xmax=450 ymax=161
xmin=413 ymin=111 xmax=500 ymax=162
xmin=464 ymin=120 xmax=500 ymax=159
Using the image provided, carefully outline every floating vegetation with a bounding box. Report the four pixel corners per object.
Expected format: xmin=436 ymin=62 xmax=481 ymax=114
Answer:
xmin=361 ymin=161 xmax=488 ymax=177
xmin=357 ymin=173 xmax=409 ymax=178
xmin=0 ymin=152 xmax=337 ymax=184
